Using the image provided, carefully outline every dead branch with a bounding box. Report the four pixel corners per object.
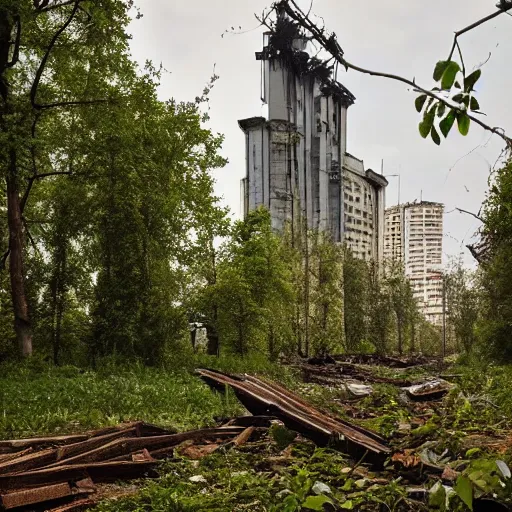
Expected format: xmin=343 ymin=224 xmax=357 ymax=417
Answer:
xmin=447 ymin=5 xmax=512 ymax=61
xmin=455 ymin=208 xmax=484 ymax=223
xmin=36 ymin=0 xmax=86 ymax=13
xmin=276 ymin=0 xmax=512 ymax=148
xmin=31 ymin=0 xmax=81 ymax=109
xmin=0 ymin=250 xmax=10 ymax=271
xmin=37 ymin=99 xmax=109 ymax=110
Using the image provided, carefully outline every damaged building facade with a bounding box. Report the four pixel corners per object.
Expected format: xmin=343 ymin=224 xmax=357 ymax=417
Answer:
xmin=239 ymin=22 xmax=387 ymax=261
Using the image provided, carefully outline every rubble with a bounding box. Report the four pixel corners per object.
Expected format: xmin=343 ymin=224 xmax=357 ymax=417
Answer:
xmin=2 ymin=363 xmax=511 ymax=511
xmin=406 ymin=379 xmax=453 ymax=401
xmin=0 ymin=422 xmax=255 ymax=510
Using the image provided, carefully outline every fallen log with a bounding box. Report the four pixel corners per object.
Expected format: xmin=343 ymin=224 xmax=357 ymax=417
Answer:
xmin=196 ymin=369 xmax=390 ymax=465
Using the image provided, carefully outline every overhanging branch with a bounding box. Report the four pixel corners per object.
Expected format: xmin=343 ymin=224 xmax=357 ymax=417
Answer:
xmin=37 ymin=99 xmax=110 ymax=110
xmin=276 ymin=0 xmax=512 ymax=148
xmin=447 ymin=3 xmax=512 ymax=61
xmin=31 ymin=0 xmax=80 ymax=109
xmin=455 ymin=207 xmax=484 ymax=223
xmin=36 ymin=0 xmax=86 ymax=13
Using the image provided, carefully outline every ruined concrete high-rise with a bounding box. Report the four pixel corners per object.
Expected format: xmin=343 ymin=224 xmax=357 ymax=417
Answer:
xmin=384 ymin=201 xmax=444 ymax=325
xmin=239 ymin=21 xmax=387 ymax=261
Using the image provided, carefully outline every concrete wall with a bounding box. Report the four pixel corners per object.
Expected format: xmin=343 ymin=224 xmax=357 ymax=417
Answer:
xmin=239 ymin=41 xmax=386 ymax=257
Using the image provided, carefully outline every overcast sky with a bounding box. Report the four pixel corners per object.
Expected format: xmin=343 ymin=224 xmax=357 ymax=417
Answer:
xmin=128 ymin=0 xmax=511 ymax=267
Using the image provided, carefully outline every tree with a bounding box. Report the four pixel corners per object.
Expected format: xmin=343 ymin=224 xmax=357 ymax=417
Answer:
xmin=308 ymin=232 xmax=344 ymax=356
xmin=476 ymin=158 xmax=512 ymax=360
xmin=0 ymin=0 xmax=135 ymax=357
xmin=445 ymin=257 xmax=480 ymax=354
xmin=367 ymin=262 xmax=391 ymax=355
xmin=385 ymin=262 xmax=416 ymax=355
xmin=343 ymin=246 xmax=368 ymax=352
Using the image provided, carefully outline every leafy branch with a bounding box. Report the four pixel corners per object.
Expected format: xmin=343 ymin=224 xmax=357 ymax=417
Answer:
xmin=265 ymin=0 xmax=512 ymax=148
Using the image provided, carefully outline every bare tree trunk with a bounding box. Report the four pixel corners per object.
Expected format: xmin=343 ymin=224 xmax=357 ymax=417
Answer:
xmin=6 ymin=158 xmax=32 ymax=357
xmin=410 ymin=317 xmax=416 ymax=354
xmin=397 ymin=316 xmax=403 ymax=355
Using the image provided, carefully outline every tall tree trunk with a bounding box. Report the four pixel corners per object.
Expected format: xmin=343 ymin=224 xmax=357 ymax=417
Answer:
xmin=1 ymin=11 xmax=33 ymax=357
xmin=6 ymin=158 xmax=32 ymax=357
xmin=410 ymin=316 xmax=416 ymax=354
xmin=397 ymin=316 xmax=403 ymax=355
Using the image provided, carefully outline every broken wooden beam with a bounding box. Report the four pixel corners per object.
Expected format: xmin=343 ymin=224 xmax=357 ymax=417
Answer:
xmin=0 ymin=482 xmax=72 ymax=509
xmin=0 ymin=460 xmax=157 ymax=491
xmin=196 ymin=369 xmax=391 ymax=465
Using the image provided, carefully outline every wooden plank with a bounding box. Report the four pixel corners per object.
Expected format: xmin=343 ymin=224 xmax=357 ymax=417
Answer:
xmin=42 ymin=427 xmax=245 ymax=467
xmin=0 ymin=482 xmax=72 ymax=509
xmin=0 ymin=461 xmax=157 ymax=491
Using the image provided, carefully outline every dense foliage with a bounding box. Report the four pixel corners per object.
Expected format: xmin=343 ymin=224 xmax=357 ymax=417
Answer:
xmin=477 ymin=157 xmax=512 ymax=360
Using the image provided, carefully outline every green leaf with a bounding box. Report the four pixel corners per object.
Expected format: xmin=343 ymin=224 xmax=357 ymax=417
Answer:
xmin=464 ymin=69 xmax=482 ymax=92
xmin=433 ymin=60 xmax=450 ymax=81
xmin=470 ymin=97 xmax=480 ymax=111
xmin=302 ymin=495 xmax=333 ymax=510
xmin=429 ymin=481 xmax=447 ymax=511
xmin=441 ymin=61 xmax=460 ymax=90
xmin=437 ymin=102 xmax=446 ymax=117
xmin=431 ymin=126 xmax=441 ymax=146
xmin=341 ymin=501 xmax=354 ymax=510
xmin=457 ymin=112 xmax=471 ymax=136
xmin=419 ymin=106 xmax=437 ymax=138
xmin=415 ymin=94 xmax=428 ymax=113
xmin=465 ymin=448 xmax=481 ymax=458
xmin=454 ymin=476 xmax=473 ymax=511
xmin=452 ymin=93 xmax=465 ymax=103
xmin=440 ymin=110 xmax=456 ymax=138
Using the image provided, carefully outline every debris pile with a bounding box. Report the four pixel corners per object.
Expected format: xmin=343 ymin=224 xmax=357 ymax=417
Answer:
xmin=2 ymin=366 xmax=511 ymax=511
xmin=0 ymin=421 xmax=260 ymax=511
xmin=196 ymin=368 xmax=391 ymax=464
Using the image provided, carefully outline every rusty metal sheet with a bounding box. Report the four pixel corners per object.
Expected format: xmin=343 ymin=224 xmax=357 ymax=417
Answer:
xmin=197 ymin=369 xmax=390 ymax=465
xmin=0 ymin=482 xmax=72 ymax=509
xmin=47 ymin=498 xmax=96 ymax=512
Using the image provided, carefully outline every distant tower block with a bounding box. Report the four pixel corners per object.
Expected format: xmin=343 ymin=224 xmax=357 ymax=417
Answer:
xmin=384 ymin=201 xmax=445 ymax=325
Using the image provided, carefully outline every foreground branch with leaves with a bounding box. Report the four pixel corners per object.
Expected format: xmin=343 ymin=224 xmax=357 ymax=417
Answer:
xmin=256 ymin=0 xmax=512 ymax=148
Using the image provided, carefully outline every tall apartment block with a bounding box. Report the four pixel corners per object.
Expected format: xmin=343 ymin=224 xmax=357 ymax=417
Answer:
xmin=384 ymin=201 xmax=444 ymax=325
xmin=239 ymin=20 xmax=387 ymax=262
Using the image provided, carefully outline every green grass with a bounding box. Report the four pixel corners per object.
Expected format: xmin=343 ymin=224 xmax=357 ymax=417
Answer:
xmin=2 ymin=356 xmax=512 ymax=511
xmin=0 ymin=352 xmax=298 ymax=440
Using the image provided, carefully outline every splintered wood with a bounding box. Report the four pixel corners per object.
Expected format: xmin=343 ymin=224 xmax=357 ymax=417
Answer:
xmin=0 ymin=422 xmax=252 ymax=511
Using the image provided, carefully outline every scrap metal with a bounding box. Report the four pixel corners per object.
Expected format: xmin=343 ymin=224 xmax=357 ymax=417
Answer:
xmin=196 ymin=368 xmax=391 ymax=465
